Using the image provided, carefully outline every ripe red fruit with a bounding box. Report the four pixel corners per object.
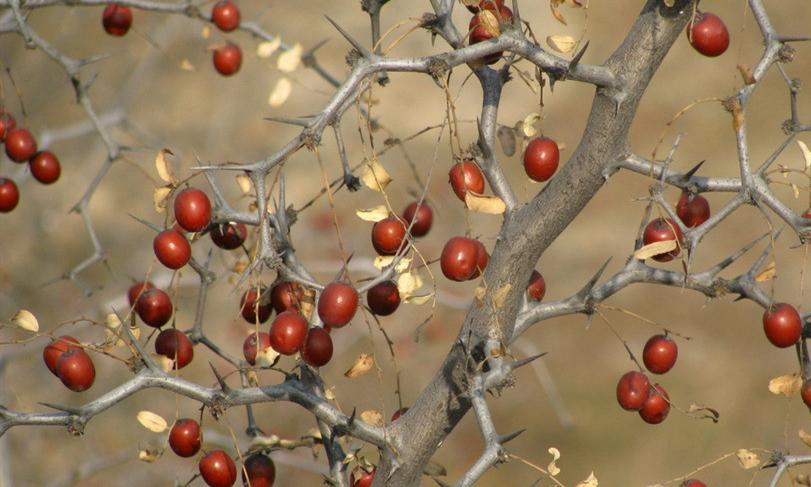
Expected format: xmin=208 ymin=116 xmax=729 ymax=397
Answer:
xmin=43 ymin=336 xmax=81 ymax=375
xmin=449 ymin=160 xmax=485 ymax=202
xmin=372 ymin=216 xmax=407 ymax=255
xmin=527 ymin=270 xmax=546 ymax=301
xmin=352 ymin=468 xmax=375 ymax=487
xmin=804 ymin=209 xmax=811 ymax=219
xmin=127 ymin=281 xmax=155 ymax=306
xmin=269 ymin=311 xmax=308 ymax=355
xmin=169 ymin=418 xmax=202 ymax=457
xmin=470 ymin=239 xmax=489 ymax=278
xmin=680 ymin=481 xmax=707 ymax=487
xmin=0 ymin=178 xmax=19 ymax=213
xmin=155 ymin=329 xmax=194 ymax=369
xmin=440 ymin=236 xmax=479 ymax=281
xmin=523 ymin=136 xmax=560 ymax=182
xmin=318 ymin=282 xmax=359 ymax=328
xmin=642 ymin=218 xmax=683 ymax=262
xmin=302 ymin=327 xmax=333 ymax=367
xmin=366 ymin=281 xmax=401 ymax=316
xmin=802 ymin=381 xmax=811 ymax=409
xmin=4 ymin=128 xmax=37 ymax=162
xmin=242 ymin=331 xmax=271 ymax=365
xmin=688 ymin=12 xmax=729 ymax=57
xmin=616 ymin=371 xmax=650 ymax=411
xmin=153 ymin=229 xmax=192 ymax=269
xmin=639 ymin=383 xmax=670 ymax=424
xmin=56 ymin=349 xmax=95 ymax=392
xmin=213 ymin=42 xmax=242 ymax=76
xmin=136 ymin=288 xmax=173 ymax=328
xmin=211 ymin=0 xmax=240 ymax=32
xmin=465 ymin=0 xmax=504 ymax=13
xmin=762 ymin=302 xmax=803 ymax=348
xmin=199 ymin=449 xmax=237 ymax=487
xmin=391 ymin=407 xmax=409 ymax=422
xmin=29 ymin=151 xmax=61 ymax=184
xmin=210 ymin=222 xmax=247 ymax=250
xmin=270 ymin=281 xmax=304 ymax=313
xmin=402 ymin=201 xmax=433 ymax=237
xmin=241 ymin=287 xmax=272 ymax=324
xmin=242 ymin=453 xmax=275 ymax=487
xmin=0 ymin=112 xmax=16 ymax=141
xmin=174 ymin=188 xmax=212 ymax=232
xmin=102 ymin=4 xmax=133 ymax=36
xmin=676 ymin=191 xmax=710 ymax=228
xmin=642 ymin=335 xmax=678 ymax=374
xmin=469 ymin=6 xmax=513 ymax=64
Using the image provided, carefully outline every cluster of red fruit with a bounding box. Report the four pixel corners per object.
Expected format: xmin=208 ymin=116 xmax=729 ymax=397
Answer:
xmin=616 ymin=335 xmax=677 ymax=425
xmin=0 ymin=109 xmax=62 ymax=213
xmin=42 ymin=336 xmax=95 ymax=392
xmin=642 ymin=190 xmax=710 ymax=262
xmin=466 ymin=0 xmax=512 ymax=65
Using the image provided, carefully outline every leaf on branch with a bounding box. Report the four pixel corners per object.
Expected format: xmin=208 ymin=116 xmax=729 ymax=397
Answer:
xmin=360 ymin=159 xmax=392 ymax=192
xmin=687 ymin=403 xmax=720 ymax=423
xmin=736 ymin=64 xmax=756 ymax=85
xmin=799 ymin=429 xmax=811 ymax=449
xmin=465 ymin=192 xmax=506 ymax=214
xmin=397 ymin=271 xmax=423 ymax=298
xmin=798 ymin=141 xmax=811 ymax=172
xmin=521 ymin=113 xmax=542 ymax=138
xmin=403 ymin=293 xmax=434 ymax=305
xmin=360 ymin=410 xmax=384 ymax=427
xmin=255 ymin=345 xmax=280 ymax=368
xmin=11 ymin=309 xmax=39 ymax=332
xmin=136 ymin=410 xmax=168 ymax=433
xmin=547 ymin=447 xmax=561 ymax=476
xmin=768 ymin=373 xmax=802 ymax=397
xmin=477 ymin=10 xmax=501 ymax=36
xmin=268 ymin=77 xmax=293 ymax=107
xmin=235 ymin=174 xmax=252 ymax=194
xmin=138 ymin=446 xmax=164 ymax=463
xmin=575 ymin=472 xmax=598 ymax=487
xmin=277 ymin=43 xmax=303 ymax=72
xmin=178 ymin=59 xmax=195 ymax=71
xmin=257 ymin=38 xmax=281 ymax=59
xmin=546 ymin=35 xmax=577 ymax=54
xmin=373 ymin=255 xmax=411 ymax=272
xmin=344 ymin=353 xmax=374 ymax=378
xmin=634 ymin=240 xmax=677 ymax=260
xmin=155 ymin=149 xmax=176 ymax=185
xmin=356 ymin=205 xmax=389 ymax=222
xmin=735 ymin=449 xmax=760 ymax=469
xmin=754 ymin=261 xmax=776 ymax=282
xmin=105 ymin=313 xmax=121 ymax=330
xmin=153 ymin=186 xmax=172 ymax=213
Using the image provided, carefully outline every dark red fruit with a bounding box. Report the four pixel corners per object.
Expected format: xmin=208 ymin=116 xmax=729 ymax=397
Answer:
xmin=174 ymin=188 xmax=212 ymax=232
xmin=240 ymin=287 xmax=272 ymax=324
xmin=270 ymin=281 xmax=304 ymax=313
xmin=199 ymin=449 xmax=237 ymax=487
xmin=449 ymin=160 xmax=485 ymax=201
xmin=366 ymin=281 xmax=401 ymax=316
xmin=302 ymin=327 xmax=333 ymax=367
xmin=155 ymin=329 xmax=194 ymax=369
xmin=372 ymin=216 xmax=407 ymax=255
xmin=0 ymin=178 xmax=19 ymax=212
xmin=642 ymin=335 xmax=678 ymax=374
xmin=616 ymin=371 xmax=650 ymax=411
xmin=43 ymin=335 xmax=80 ymax=375
xmin=802 ymin=381 xmax=811 ymax=409
xmin=352 ymin=468 xmax=375 ymax=487
xmin=317 ymin=282 xmax=359 ymax=328
xmin=639 ymin=383 xmax=670 ymax=424
xmin=688 ymin=12 xmax=729 ymax=57
xmin=762 ymin=302 xmax=803 ymax=348
xmin=465 ymin=0 xmax=504 ymax=13
xmin=804 ymin=209 xmax=811 ymax=219
xmin=5 ymin=128 xmax=37 ymax=162
xmin=680 ymin=481 xmax=707 ymax=487
xmin=676 ymin=191 xmax=710 ymax=228
xmin=153 ymin=229 xmax=192 ymax=269
xmin=211 ymin=0 xmax=240 ymax=32
xmin=441 ymin=237 xmax=480 ymax=281
xmin=468 ymin=6 xmax=513 ymax=64
xmin=29 ymin=151 xmax=61 ymax=184
xmin=56 ymin=349 xmax=95 ymax=392
xmin=102 ymin=4 xmax=133 ymax=36
xmin=213 ymin=42 xmax=242 ymax=76
xmin=210 ymin=222 xmax=248 ymax=250
xmin=642 ymin=218 xmax=683 ymax=262
xmin=243 ymin=332 xmax=271 ymax=365
xmin=402 ymin=201 xmax=433 ymax=237
xmin=269 ymin=311 xmax=308 ymax=355
xmin=527 ymin=270 xmax=546 ymax=301
xmin=169 ymin=418 xmax=202 ymax=457
xmin=0 ymin=112 xmax=16 ymax=141
xmin=391 ymin=407 xmax=409 ymax=422
xmin=242 ymin=453 xmax=275 ymax=487
xmin=523 ymin=136 xmax=560 ymax=182
xmin=136 ymin=288 xmax=173 ymax=328
xmin=127 ymin=281 xmax=155 ymax=306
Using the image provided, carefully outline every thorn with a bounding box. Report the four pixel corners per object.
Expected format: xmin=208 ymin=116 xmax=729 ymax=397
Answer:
xmin=209 ymin=362 xmax=231 ymax=393
xmin=568 ymin=40 xmax=589 ymax=72
xmin=346 ymin=407 xmax=357 ymax=426
xmin=263 ymin=117 xmax=311 ymax=127
xmin=38 ymin=402 xmax=80 ymax=414
xmin=302 ymin=39 xmax=330 ymax=59
xmin=509 ymin=352 xmax=547 ymax=371
xmin=323 ymin=16 xmax=370 ymax=57
xmin=577 ymin=257 xmax=612 ymax=296
xmin=498 ymin=428 xmax=526 ymax=444
xmin=127 ymin=214 xmax=162 ymax=233
xmin=684 ymin=160 xmax=706 ymax=179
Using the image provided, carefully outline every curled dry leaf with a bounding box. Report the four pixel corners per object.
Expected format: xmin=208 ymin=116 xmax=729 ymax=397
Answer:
xmin=179 ymin=59 xmax=195 ymax=71
xmin=735 ymin=449 xmax=760 ymax=469
xmin=151 ymin=353 xmax=175 ymax=373
xmin=547 ymin=447 xmax=561 ymax=476
xmin=798 ymin=141 xmax=811 ymax=172
xmin=138 ymin=446 xmax=163 ymax=463
xmin=251 ymin=434 xmax=281 ymax=448
xmin=360 ymin=409 xmax=384 ymax=427
xmin=255 ymin=346 xmax=281 ymax=368
xmin=474 ymin=286 xmax=487 ymax=306
xmin=356 ymin=205 xmax=389 ymax=223
xmin=236 ymin=174 xmax=252 ymax=194
xmin=373 ymin=255 xmax=412 ymax=272
xmin=546 ymin=35 xmax=577 ymax=54
xmin=575 ymin=472 xmax=598 ymax=487
xmin=465 ymin=192 xmax=507 ymax=214
xmin=634 ymin=240 xmax=677 ymax=260
xmin=344 ymin=353 xmax=374 ymax=378
xmin=477 ymin=10 xmax=500 ymax=36
xmin=268 ymin=77 xmax=293 ymax=107
xmin=736 ymin=64 xmax=756 ymax=85
xmin=153 ymin=186 xmax=172 ymax=213
xmin=136 ymin=410 xmax=168 ymax=433
xmin=360 ymin=159 xmax=392 ymax=192
xmin=768 ymin=373 xmax=802 ymax=397
xmin=403 ymin=293 xmax=434 ymax=305
xmin=799 ymin=429 xmax=811 ymax=448
xmin=277 ymin=43 xmax=303 ymax=72
xmin=521 ymin=113 xmax=542 ymax=138
xmin=754 ymin=261 xmax=776 ymax=282
xmin=155 ymin=149 xmax=176 ymax=185
xmin=257 ymin=38 xmax=281 ymax=58
xmin=11 ymin=309 xmax=39 ymax=332
xmin=687 ymin=403 xmax=720 ymax=423
xmin=397 ymin=271 xmax=423 ymax=298
xmin=105 ymin=313 xmax=121 ymax=330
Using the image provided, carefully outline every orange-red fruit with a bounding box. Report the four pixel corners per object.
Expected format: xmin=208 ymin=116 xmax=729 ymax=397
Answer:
xmin=440 ymin=237 xmax=480 ymax=281
xmin=352 ymin=468 xmax=375 ymax=487
xmin=676 ymin=191 xmax=710 ymax=228
xmin=616 ymin=371 xmax=650 ymax=411
xmin=680 ymin=481 xmax=707 ymax=487
xmin=804 ymin=209 xmax=811 ymax=219
xmin=155 ymin=329 xmax=194 ymax=369
xmin=169 ymin=418 xmax=202 ymax=457
xmin=448 ymin=160 xmax=485 ymax=201
xmin=243 ymin=332 xmax=271 ymax=365
xmin=153 ymin=229 xmax=192 ymax=269
xmin=0 ymin=112 xmax=16 ymax=141
xmin=241 ymin=287 xmax=272 ymax=324
xmin=199 ymin=449 xmax=237 ymax=487
xmin=639 ymin=383 xmax=670 ymax=424
xmin=762 ymin=302 xmax=803 ymax=348
xmin=302 ymin=327 xmax=333 ymax=367
xmin=468 ymin=6 xmax=513 ymax=64
xmin=802 ymin=381 xmax=811 ymax=409
xmin=128 ymin=281 xmax=155 ymax=306
xmin=465 ymin=0 xmax=504 ymax=13
xmin=43 ymin=336 xmax=81 ymax=375
xmin=269 ymin=311 xmax=308 ymax=355
xmin=318 ymin=282 xmax=359 ymax=328
xmin=136 ymin=288 xmax=173 ymax=328
xmin=270 ymin=281 xmax=304 ymax=313
xmin=29 ymin=151 xmax=61 ymax=184
xmin=642 ymin=218 xmax=683 ymax=262
xmin=174 ymin=188 xmax=212 ymax=232
xmin=372 ymin=216 xmax=407 ymax=255
xmin=527 ymin=270 xmax=546 ymax=301
xmin=210 ymin=222 xmax=248 ymax=250
xmin=102 ymin=4 xmax=133 ymax=36
xmin=56 ymin=349 xmax=95 ymax=392
xmin=402 ymin=201 xmax=433 ymax=237
xmin=642 ymin=335 xmax=678 ymax=374
xmin=242 ymin=453 xmax=275 ymax=487
xmin=213 ymin=42 xmax=242 ymax=76
xmin=5 ymin=128 xmax=37 ymax=162
xmin=0 ymin=178 xmax=20 ymax=212
xmin=523 ymin=136 xmax=560 ymax=182
xmin=391 ymin=407 xmax=409 ymax=422
xmin=366 ymin=281 xmax=401 ymax=316
xmin=211 ymin=0 xmax=240 ymax=32
xmin=688 ymin=12 xmax=729 ymax=57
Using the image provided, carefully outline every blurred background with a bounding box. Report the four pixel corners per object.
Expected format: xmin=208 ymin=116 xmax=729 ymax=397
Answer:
xmin=1 ymin=0 xmax=810 ymax=485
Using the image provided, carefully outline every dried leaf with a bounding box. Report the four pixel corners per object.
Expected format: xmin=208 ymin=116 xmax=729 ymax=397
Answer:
xmin=373 ymin=255 xmax=412 ymax=272
xmin=735 ymin=449 xmax=760 ymax=469
xmin=492 ymin=284 xmax=512 ymax=308
xmin=360 ymin=159 xmax=392 ymax=192
xmin=246 ymin=370 xmax=259 ymax=387
xmin=356 ymin=205 xmax=389 ymax=222
xmin=474 ymin=286 xmax=487 ymax=306
xmin=476 ymin=10 xmax=500 ymax=36
xmin=201 ymin=25 xmax=211 ymax=39
xmin=754 ymin=261 xmax=776 ymax=282
xmin=151 ymin=353 xmax=174 ymax=373
xmin=344 ymin=353 xmax=374 ymax=378
xmin=179 ymin=59 xmax=195 ymax=71
xmin=521 ymin=113 xmax=541 ymax=138
xmin=155 ymin=149 xmax=176 ymax=185
xmin=397 ymin=271 xmax=422 ymax=298
xmin=799 ymin=141 xmax=811 ymax=172
xmin=360 ymin=410 xmax=384 ymax=427
xmin=546 ymin=35 xmax=577 ymax=54
xmin=268 ymin=77 xmax=293 ymax=107
xmin=277 ymin=43 xmax=303 ymax=72
xmin=768 ymin=373 xmax=802 ymax=397
xmin=236 ymin=174 xmax=252 ymax=194
xmin=799 ymin=429 xmax=811 ymax=448
xmin=153 ymin=186 xmax=172 ymax=213
xmin=257 ymin=38 xmax=281 ymax=58
xmin=11 ymin=309 xmax=39 ymax=332
xmin=686 ymin=403 xmax=720 ymax=422
xmin=403 ymin=293 xmax=434 ymax=305
xmin=136 ymin=410 xmax=168 ymax=433
xmin=255 ymin=345 xmax=280 ymax=368
xmin=634 ymin=240 xmax=677 ymax=260
xmin=575 ymin=472 xmax=598 ymax=487
xmin=251 ymin=434 xmax=281 ymax=448
xmin=736 ymin=64 xmax=756 ymax=85
xmin=105 ymin=313 xmax=121 ymax=330
xmin=465 ymin=192 xmax=506 ymax=214
xmin=547 ymin=447 xmax=561 ymax=476
xmin=138 ymin=446 xmax=163 ymax=463
xmin=792 ymin=183 xmax=800 ymax=199
xmin=550 ymin=0 xmax=568 ymax=25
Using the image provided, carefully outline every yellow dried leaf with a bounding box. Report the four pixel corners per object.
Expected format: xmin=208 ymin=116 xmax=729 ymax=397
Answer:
xmin=201 ymin=25 xmax=211 ymax=39
xmin=277 ymin=43 xmax=303 ymax=72
xmin=251 ymin=434 xmax=280 ymax=448
xmin=344 ymin=353 xmax=374 ymax=378
xmin=356 ymin=205 xmax=389 ymax=222
xmin=257 ymin=38 xmax=281 ymax=58
xmin=736 ymin=64 xmax=756 ymax=85
xmin=634 ymin=240 xmax=677 ymax=260
xmin=105 ymin=313 xmax=121 ymax=330
xmin=492 ymin=284 xmax=512 ymax=308
xmin=136 ymin=410 xmax=168 ymax=433
xmin=138 ymin=447 xmax=163 ymax=463
xmin=735 ymin=449 xmax=760 ymax=469
xmin=792 ymin=183 xmax=800 ymax=199
xmin=799 ymin=141 xmax=811 ymax=172
xmin=465 ymin=193 xmax=506 ymax=214
xmin=403 ymin=293 xmax=434 ymax=305
xmin=11 ymin=309 xmax=38 ymax=332
xmin=155 ymin=149 xmax=176 ymax=185
xmin=268 ymin=77 xmax=293 ymax=107
xmin=546 ymin=35 xmax=577 ymax=53
xmin=547 ymin=447 xmax=561 ymax=476
xmin=179 ymin=59 xmax=195 ymax=71
xmin=153 ymin=186 xmax=172 ymax=213
xmin=754 ymin=261 xmax=776 ymax=282
xmin=360 ymin=159 xmax=392 ymax=192
xmin=360 ymin=410 xmax=384 ymax=427
xmin=575 ymin=472 xmax=598 ymax=487
xmin=799 ymin=429 xmax=811 ymax=448
xmin=150 ymin=353 xmax=174 ymax=372
xmin=236 ymin=174 xmax=252 ymax=194
xmin=768 ymin=373 xmax=802 ymax=397
xmin=477 ymin=10 xmax=500 ymax=36
xmin=397 ymin=271 xmax=422 ymax=298
xmin=550 ymin=0 xmax=568 ymax=25
xmin=256 ymin=345 xmax=280 ymax=368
